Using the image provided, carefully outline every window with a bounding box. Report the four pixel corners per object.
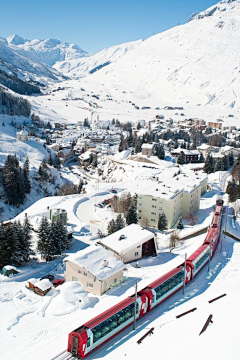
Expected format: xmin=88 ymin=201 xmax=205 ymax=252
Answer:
xmin=152 ymin=198 xmax=157 ymax=201
xmin=139 ymin=203 xmax=142 ymax=207
xmin=72 ymin=276 xmax=78 ymax=281
xmin=135 ymin=252 xmax=139 ymax=256
xmin=151 ymin=219 xmax=156 ymax=222
xmin=152 ymin=205 xmax=156 ymax=208
xmin=139 ymin=210 xmax=142 ymax=213
xmin=87 ymin=338 xmax=91 ymax=347
xmin=83 ymin=271 xmax=87 ymax=276
xmin=87 ymin=282 xmax=93 ymax=289
xmin=78 ymin=269 xmax=82 ymax=274
xmin=151 ymin=212 xmax=156 ymax=215
xmin=159 ymin=207 xmax=162 ymax=210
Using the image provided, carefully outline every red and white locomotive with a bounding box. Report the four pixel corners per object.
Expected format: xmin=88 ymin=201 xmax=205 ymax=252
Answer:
xmin=68 ymin=199 xmax=224 ymax=358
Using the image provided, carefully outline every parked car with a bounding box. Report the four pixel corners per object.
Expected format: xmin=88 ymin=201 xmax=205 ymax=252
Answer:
xmin=110 ymin=189 xmax=118 ymax=193
xmin=40 ymin=274 xmax=55 ymax=282
xmin=53 ymin=279 xmax=65 ymax=287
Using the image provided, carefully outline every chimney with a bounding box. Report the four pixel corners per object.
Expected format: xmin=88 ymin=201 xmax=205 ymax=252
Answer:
xmin=103 ymin=260 xmax=108 ymax=267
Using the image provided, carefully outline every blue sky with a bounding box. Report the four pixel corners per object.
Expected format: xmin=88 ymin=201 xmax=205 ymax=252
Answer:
xmin=0 ymin=0 xmax=218 ymax=53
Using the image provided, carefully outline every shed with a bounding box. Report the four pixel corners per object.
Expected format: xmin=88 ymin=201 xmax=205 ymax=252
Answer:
xmin=26 ymin=278 xmax=38 ymax=290
xmin=1 ymin=265 xmax=19 ymax=277
xmin=100 ymin=224 xmax=157 ymax=263
xmin=34 ymin=279 xmax=52 ymax=296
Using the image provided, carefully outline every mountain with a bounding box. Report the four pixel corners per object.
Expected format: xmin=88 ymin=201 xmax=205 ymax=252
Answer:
xmin=7 ymin=35 xmax=88 ymax=67
xmin=54 ymin=40 xmax=143 ymax=78
xmin=0 ymin=37 xmax=66 ymax=86
xmin=81 ymin=0 xmax=240 ymax=110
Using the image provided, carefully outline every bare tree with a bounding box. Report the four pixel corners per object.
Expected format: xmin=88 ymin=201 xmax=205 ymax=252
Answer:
xmin=187 ymin=211 xmax=198 ymax=226
xmin=140 ymin=217 xmax=150 ymax=229
xmin=169 ymin=231 xmax=180 ymax=251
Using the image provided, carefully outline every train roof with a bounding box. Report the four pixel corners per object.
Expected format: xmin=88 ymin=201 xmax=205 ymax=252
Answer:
xmin=215 ymin=205 xmax=222 ymax=214
xmin=144 ymin=266 xmax=183 ymax=290
xmin=205 ymin=226 xmax=220 ymax=242
xmin=187 ymin=244 xmax=209 ymax=262
xmin=83 ymin=297 xmax=135 ymax=329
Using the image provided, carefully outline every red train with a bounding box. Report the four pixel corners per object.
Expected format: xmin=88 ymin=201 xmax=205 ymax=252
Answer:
xmin=68 ymin=199 xmax=224 ymax=358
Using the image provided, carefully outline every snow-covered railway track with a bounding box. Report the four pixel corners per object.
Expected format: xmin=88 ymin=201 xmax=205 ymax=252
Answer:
xmin=50 ymin=350 xmax=77 ymax=360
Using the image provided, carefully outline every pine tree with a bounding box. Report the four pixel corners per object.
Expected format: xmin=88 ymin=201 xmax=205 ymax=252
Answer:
xmin=232 ymin=154 xmax=240 ymax=184
xmin=203 ymin=154 xmax=214 ymax=174
xmin=158 ymin=213 xmax=168 ymax=231
xmin=107 ymin=219 xmax=117 ymax=235
xmin=157 ymin=145 xmax=165 ymax=160
xmin=3 ymin=154 xmax=25 ymax=205
xmin=38 ymin=159 xmax=49 ymax=181
xmin=229 ymin=152 xmax=234 ymax=167
xmin=177 ymin=152 xmax=186 ymax=165
xmin=53 ymin=156 xmax=61 ymax=170
xmin=214 ymin=157 xmax=222 ymax=172
xmin=22 ymin=215 xmax=33 ymax=261
xmin=23 ymin=157 xmax=31 ymax=193
xmin=78 ymin=179 xmax=83 ymax=193
xmin=47 ymin=154 xmax=53 ymax=166
xmin=0 ymin=223 xmax=13 ymax=267
xmin=199 ymin=152 xmax=205 ymax=163
xmin=126 ymin=204 xmax=138 ymax=225
xmin=223 ymin=155 xmax=230 ymax=171
xmin=11 ymin=221 xmax=24 ymax=265
xmin=37 ymin=216 xmax=51 ymax=260
xmin=116 ymin=214 xmax=125 ymax=230
xmin=177 ymin=218 xmax=184 ymax=230
xmin=227 ymin=180 xmax=238 ymax=203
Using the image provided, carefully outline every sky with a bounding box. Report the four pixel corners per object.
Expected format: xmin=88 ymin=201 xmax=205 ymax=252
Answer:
xmin=0 ymin=0 xmax=218 ymax=53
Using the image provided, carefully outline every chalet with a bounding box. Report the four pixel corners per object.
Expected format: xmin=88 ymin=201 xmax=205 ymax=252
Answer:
xmin=142 ymin=143 xmax=154 ymax=156
xmin=34 ymin=279 xmax=52 ymax=296
xmin=65 ymin=246 xmax=125 ymax=296
xmin=171 ymin=148 xmax=200 ymax=163
xmin=16 ymin=129 xmax=28 ymax=142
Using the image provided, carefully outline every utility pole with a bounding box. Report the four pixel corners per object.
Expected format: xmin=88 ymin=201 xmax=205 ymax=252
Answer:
xmin=183 ymin=253 xmax=187 ymax=294
xmin=133 ymin=280 xmax=138 ymax=330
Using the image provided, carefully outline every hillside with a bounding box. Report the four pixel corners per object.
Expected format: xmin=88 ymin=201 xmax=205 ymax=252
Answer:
xmin=80 ymin=0 xmax=240 ymax=111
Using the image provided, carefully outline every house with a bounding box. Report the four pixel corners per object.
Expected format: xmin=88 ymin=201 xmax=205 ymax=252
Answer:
xmin=26 ymin=278 xmax=38 ymax=290
xmin=79 ymin=152 xmax=91 ymax=167
xmin=142 ymin=143 xmax=154 ymax=156
xmin=1 ymin=265 xmax=19 ymax=277
xmin=16 ymin=129 xmax=28 ymax=142
xmin=57 ymin=148 xmax=75 ymax=163
xmin=33 ymin=279 xmax=52 ymax=296
xmin=219 ymin=146 xmax=240 ymax=157
xmin=100 ymin=224 xmax=157 ymax=263
xmin=207 ymin=121 xmax=222 ymax=129
xmin=171 ymin=148 xmax=200 ymax=163
xmin=64 ymin=246 xmax=125 ymax=296
xmin=197 ymin=144 xmax=219 ymax=158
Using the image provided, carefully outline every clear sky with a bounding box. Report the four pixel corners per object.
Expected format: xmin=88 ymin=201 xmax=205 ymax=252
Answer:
xmin=0 ymin=0 xmax=218 ymax=53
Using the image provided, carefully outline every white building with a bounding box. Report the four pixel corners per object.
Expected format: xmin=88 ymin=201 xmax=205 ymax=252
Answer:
xmin=136 ymin=167 xmax=208 ymax=229
xmin=65 ymin=246 xmax=125 ymax=296
xmin=16 ymin=129 xmax=28 ymax=142
xmin=100 ymin=224 xmax=157 ymax=263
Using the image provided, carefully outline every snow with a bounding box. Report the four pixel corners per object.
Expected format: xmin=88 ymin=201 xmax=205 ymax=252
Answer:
xmin=100 ymin=224 xmax=154 ymax=256
xmin=34 ymin=279 xmax=52 ymax=291
xmin=65 ymin=246 xmax=125 ymax=281
xmin=3 ymin=265 xmax=18 ymax=271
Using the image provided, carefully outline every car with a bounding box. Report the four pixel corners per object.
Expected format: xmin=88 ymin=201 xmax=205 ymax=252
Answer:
xmin=53 ymin=279 xmax=65 ymax=287
xmin=40 ymin=274 xmax=55 ymax=282
xmin=110 ymin=189 xmax=118 ymax=193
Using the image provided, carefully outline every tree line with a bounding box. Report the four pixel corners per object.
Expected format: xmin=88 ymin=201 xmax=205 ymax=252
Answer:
xmin=0 ymin=86 xmax=31 ymax=117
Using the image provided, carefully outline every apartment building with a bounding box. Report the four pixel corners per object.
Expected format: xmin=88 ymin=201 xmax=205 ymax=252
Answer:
xmin=136 ymin=168 xmax=208 ymax=229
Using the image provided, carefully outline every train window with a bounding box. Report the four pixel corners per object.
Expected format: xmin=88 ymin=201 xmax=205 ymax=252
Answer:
xmin=87 ymin=338 xmax=91 ymax=347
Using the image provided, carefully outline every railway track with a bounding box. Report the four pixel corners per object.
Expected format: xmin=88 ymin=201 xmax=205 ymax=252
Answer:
xmin=50 ymin=350 xmax=77 ymax=360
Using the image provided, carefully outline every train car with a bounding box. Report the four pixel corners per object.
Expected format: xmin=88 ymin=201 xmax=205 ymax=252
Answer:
xmin=215 ymin=199 xmax=224 ymax=215
xmin=68 ymin=295 xmax=148 ymax=358
xmin=186 ymin=244 xmax=211 ymax=280
xmin=212 ymin=213 xmax=221 ymax=227
xmin=204 ymin=225 xmax=220 ymax=255
xmin=139 ymin=266 xmax=190 ymax=312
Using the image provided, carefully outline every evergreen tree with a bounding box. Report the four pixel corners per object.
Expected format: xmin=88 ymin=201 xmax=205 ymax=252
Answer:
xmin=174 ymin=141 xmax=178 ymax=149
xmin=47 ymin=154 xmax=53 ymax=166
xmin=37 ymin=216 xmax=51 ymax=260
xmin=78 ymin=179 xmax=83 ymax=193
xmin=0 ymin=223 xmax=13 ymax=267
xmin=229 ymin=152 xmax=234 ymax=167
xmin=126 ymin=204 xmax=138 ymax=225
xmin=22 ymin=215 xmax=33 ymax=261
xmin=3 ymin=155 xmax=25 ymax=205
xmin=214 ymin=157 xmax=223 ymax=172
xmin=53 ymin=156 xmax=61 ymax=170
xmin=203 ymin=154 xmax=214 ymax=174
xmin=199 ymin=152 xmax=205 ymax=163
xmin=116 ymin=214 xmax=125 ymax=230
xmin=177 ymin=218 xmax=184 ymax=230
xmin=177 ymin=152 xmax=186 ymax=165
xmin=157 ymin=145 xmax=165 ymax=160
xmin=226 ymin=180 xmax=238 ymax=203
xmin=83 ymin=118 xmax=90 ymax=128
xmin=158 ymin=213 xmax=168 ymax=231
xmin=232 ymin=154 xmax=240 ymax=184
xmin=38 ymin=159 xmax=49 ymax=181
xmin=23 ymin=157 xmax=31 ymax=193
xmin=11 ymin=221 xmax=25 ymax=265
xmin=223 ymin=155 xmax=230 ymax=171
xmin=107 ymin=219 xmax=117 ymax=235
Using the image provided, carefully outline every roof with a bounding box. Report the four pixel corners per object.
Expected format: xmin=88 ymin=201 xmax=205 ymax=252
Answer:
xmin=83 ymin=297 xmax=134 ymax=329
xmin=171 ymin=148 xmax=200 ymax=156
xmin=187 ymin=244 xmax=209 ymax=262
xmin=3 ymin=265 xmax=18 ymax=271
xmin=142 ymin=144 xmax=154 ymax=149
xmin=34 ymin=279 xmax=52 ymax=291
xmin=18 ymin=129 xmax=28 ymax=135
xmin=65 ymin=246 xmax=125 ymax=281
xmin=100 ymin=224 xmax=154 ymax=256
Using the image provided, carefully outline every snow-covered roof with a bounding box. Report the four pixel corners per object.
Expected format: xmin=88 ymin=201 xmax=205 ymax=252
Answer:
xmin=100 ymin=224 xmax=154 ymax=256
xmin=3 ymin=265 xmax=18 ymax=271
xmin=34 ymin=279 xmax=52 ymax=291
xmin=172 ymin=148 xmax=200 ymax=155
xmin=17 ymin=129 xmax=28 ymax=135
xmin=27 ymin=278 xmax=37 ymax=284
xmin=65 ymin=246 xmax=125 ymax=281
xmin=142 ymin=143 xmax=154 ymax=149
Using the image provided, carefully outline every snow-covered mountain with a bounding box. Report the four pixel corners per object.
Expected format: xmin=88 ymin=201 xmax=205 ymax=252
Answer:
xmin=7 ymin=34 xmax=88 ymax=67
xmin=54 ymin=40 xmax=143 ymax=77
xmin=80 ymin=0 xmax=240 ymax=110
xmin=0 ymin=37 xmax=66 ymax=85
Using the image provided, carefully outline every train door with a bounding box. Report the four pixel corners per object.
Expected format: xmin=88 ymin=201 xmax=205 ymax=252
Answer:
xmin=71 ymin=335 xmax=79 ymax=357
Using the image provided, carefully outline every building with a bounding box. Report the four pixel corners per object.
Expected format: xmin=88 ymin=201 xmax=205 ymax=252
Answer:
xmin=50 ymin=208 xmax=67 ymax=225
xmin=64 ymin=246 xmax=125 ymax=296
xmin=171 ymin=148 xmax=200 ymax=163
xmin=34 ymin=279 xmax=52 ymax=296
xmin=1 ymin=265 xmax=19 ymax=277
xmin=142 ymin=143 xmax=154 ymax=156
xmin=207 ymin=121 xmax=222 ymax=129
xmin=100 ymin=224 xmax=157 ymax=263
xmin=197 ymin=144 xmax=219 ymax=158
xmin=16 ymin=129 xmax=28 ymax=141
xmin=136 ymin=167 xmax=208 ymax=229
